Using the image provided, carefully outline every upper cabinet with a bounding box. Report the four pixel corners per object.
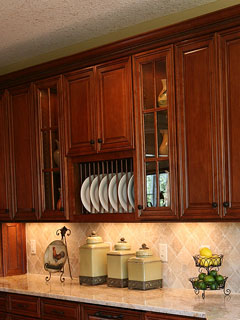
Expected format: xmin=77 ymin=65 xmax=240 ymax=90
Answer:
xmin=63 ymin=57 xmax=134 ymax=157
xmin=0 ymin=93 xmax=12 ymax=220
xmin=7 ymin=85 xmax=39 ymax=221
xmin=175 ymin=35 xmax=220 ymax=220
xmin=33 ymin=76 xmax=68 ymax=221
xmin=133 ymin=46 xmax=178 ymax=220
xmin=218 ymin=28 xmax=240 ymax=220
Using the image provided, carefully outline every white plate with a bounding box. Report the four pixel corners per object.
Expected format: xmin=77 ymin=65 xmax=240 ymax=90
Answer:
xmin=44 ymin=240 xmax=67 ymax=273
xmin=80 ymin=175 xmax=96 ymax=213
xmin=118 ymin=173 xmax=133 ymax=211
xmin=108 ymin=173 xmax=123 ymax=212
xmin=99 ymin=175 xmax=113 ymax=212
xmin=127 ymin=175 xmax=135 ymax=209
xmin=90 ymin=174 xmax=105 ymax=213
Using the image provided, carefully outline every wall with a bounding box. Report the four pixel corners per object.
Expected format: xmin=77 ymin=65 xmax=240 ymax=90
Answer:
xmin=26 ymin=222 xmax=240 ymax=293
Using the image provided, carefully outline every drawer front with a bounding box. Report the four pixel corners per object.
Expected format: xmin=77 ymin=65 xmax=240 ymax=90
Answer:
xmin=82 ymin=304 xmax=143 ymax=320
xmin=0 ymin=293 xmax=7 ymax=312
xmin=8 ymin=294 xmax=40 ymax=318
xmin=8 ymin=315 xmax=39 ymax=320
xmin=41 ymin=298 xmax=80 ymax=320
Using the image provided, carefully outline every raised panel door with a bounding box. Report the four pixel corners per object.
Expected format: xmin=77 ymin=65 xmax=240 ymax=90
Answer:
xmin=175 ymin=36 xmax=220 ymax=220
xmin=0 ymin=93 xmax=12 ymax=221
xmin=63 ymin=68 xmax=96 ymax=156
xmin=219 ymin=28 xmax=240 ymax=219
xmin=8 ymin=85 xmax=38 ymax=220
xmin=96 ymin=57 xmax=134 ymax=152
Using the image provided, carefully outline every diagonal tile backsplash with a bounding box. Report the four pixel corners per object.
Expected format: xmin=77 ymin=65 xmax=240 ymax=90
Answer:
xmin=26 ymin=222 xmax=240 ymax=293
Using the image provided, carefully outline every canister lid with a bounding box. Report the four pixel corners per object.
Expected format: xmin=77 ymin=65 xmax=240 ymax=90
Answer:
xmin=114 ymin=238 xmax=131 ymax=250
xmin=136 ymin=243 xmax=153 ymax=257
xmin=86 ymin=231 xmax=103 ymax=244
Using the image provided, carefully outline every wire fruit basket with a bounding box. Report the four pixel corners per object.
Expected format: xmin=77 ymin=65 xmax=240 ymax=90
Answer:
xmin=189 ymin=254 xmax=231 ymax=299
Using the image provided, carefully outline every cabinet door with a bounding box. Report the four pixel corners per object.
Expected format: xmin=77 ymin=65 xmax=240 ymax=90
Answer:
xmin=96 ymin=57 xmax=134 ymax=152
xmin=133 ymin=46 xmax=178 ymax=220
xmin=81 ymin=304 xmax=143 ymax=320
xmin=0 ymin=92 xmax=12 ymax=220
xmin=34 ymin=77 xmax=68 ymax=221
xmin=1 ymin=223 xmax=26 ymax=276
xmin=175 ymin=36 xmax=220 ymax=220
xmin=219 ymin=28 xmax=240 ymax=219
xmin=63 ymin=68 xmax=96 ymax=156
xmin=8 ymin=85 xmax=38 ymax=220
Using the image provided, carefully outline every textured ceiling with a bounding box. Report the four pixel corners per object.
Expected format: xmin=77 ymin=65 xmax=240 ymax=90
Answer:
xmin=0 ymin=0 xmax=220 ymax=72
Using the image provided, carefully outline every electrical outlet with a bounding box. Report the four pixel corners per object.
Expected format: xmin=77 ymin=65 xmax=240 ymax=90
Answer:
xmin=159 ymin=243 xmax=168 ymax=262
xmin=30 ymin=240 xmax=36 ymax=255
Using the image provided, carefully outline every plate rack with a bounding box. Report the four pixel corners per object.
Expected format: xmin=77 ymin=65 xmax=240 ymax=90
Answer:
xmin=78 ymin=158 xmax=134 ymax=214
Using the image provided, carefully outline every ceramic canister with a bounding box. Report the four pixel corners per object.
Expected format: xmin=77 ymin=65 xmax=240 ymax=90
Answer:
xmin=79 ymin=231 xmax=110 ymax=285
xmin=128 ymin=243 xmax=162 ymax=290
xmin=107 ymin=238 xmax=135 ymax=288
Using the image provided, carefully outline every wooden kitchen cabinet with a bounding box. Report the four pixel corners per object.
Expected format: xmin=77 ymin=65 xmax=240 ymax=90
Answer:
xmin=218 ymin=27 xmax=240 ymax=219
xmin=7 ymin=85 xmax=39 ymax=221
xmin=8 ymin=294 xmax=40 ymax=318
xmin=33 ymin=76 xmax=68 ymax=221
xmin=175 ymin=35 xmax=220 ymax=220
xmin=81 ymin=304 xmax=143 ymax=320
xmin=63 ymin=56 xmax=134 ymax=157
xmin=0 ymin=93 xmax=12 ymax=221
xmin=41 ymin=298 xmax=80 ymax=320
xmin=133 ymin=46 xmax=178 ymax=220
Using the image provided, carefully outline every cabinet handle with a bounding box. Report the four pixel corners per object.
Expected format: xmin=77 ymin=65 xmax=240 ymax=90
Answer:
xmin=60 ymin=207 xmax=64 ymax=211
xmin=5 ymin=209 xmax=9 ymax=213
xmin=97 ymin=138 xmax=103 ymax=143
xmin=94 ymin=312 xmax=123 ymax=319
xmin=51 ymin=309 xmax=65 ymax=315
xmin=16 ymin=303 xmax=27 ymax=309
xmin=223 ymin=202 xmax=229 ymax=208
xmin=138 ymin=205 xmax=143 ymax=210
xmin=32 ymin=208 xmax=35 ymax=212
xmin=212 ymin=202 xmax=217 ymax=208
xmin=90 ymin=140 xmax=95 ymax=145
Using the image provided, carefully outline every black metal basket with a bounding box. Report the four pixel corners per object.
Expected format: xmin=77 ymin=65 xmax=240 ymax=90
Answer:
xmin=193 ymin=254 xmax=223 ymax=269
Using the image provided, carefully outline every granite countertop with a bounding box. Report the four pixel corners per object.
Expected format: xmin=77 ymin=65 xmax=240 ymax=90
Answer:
xmin=0 ymin=274 xmax=239 ymax=320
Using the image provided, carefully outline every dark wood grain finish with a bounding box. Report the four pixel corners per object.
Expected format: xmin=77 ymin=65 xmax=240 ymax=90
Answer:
xmin=96 ymin=57 xmax=134 ymax=152
xmin=81 ymin=304 xmax=143 ymax=320
xmin=1 ymin=223 xmax=26 ymax=276
xmin=0 ymin=292 xmax=7 ymax=312
xmin=63 ymin=68 xmax=96 ymax=156
xmin=218 ymin=27 xmax=240 ymax=219
xmin=41 ymin=298 xmax=80 ymax=320
xmin=33 ymin=76 xmax=68 ymax=221
xmin=175 ymin=35 xmax=221 ymax=220
xmin=133 ymin=46 xmax=178 ymax=220
xmin=7 ymin=85 xmax=38 ymax=220
xmin=8 ymin=315 xmax=40 ymax=320
xmin=0 ymin=93 xmax=12 ymax=220
xmin=8 ymin=294 xmax=40 ymax=318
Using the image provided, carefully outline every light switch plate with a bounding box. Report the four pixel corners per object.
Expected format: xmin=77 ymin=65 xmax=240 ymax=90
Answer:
xmin=30 ymin=239 xmax=36 ymax=255
xmin=159 ymin=243 xmax=168 ymax=262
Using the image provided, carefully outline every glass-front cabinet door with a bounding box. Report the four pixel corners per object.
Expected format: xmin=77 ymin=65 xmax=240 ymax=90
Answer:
xmin=34 ymin=77 xmax=68 ymax=220
xmin=133 ymin=46 xmax=178 ymax=220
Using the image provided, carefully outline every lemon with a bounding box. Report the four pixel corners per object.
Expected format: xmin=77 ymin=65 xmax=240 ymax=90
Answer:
xmin=199 ymin=257 xmax=213 ymax=267
xmin=199 ymin=247 xmax=212 ymax=258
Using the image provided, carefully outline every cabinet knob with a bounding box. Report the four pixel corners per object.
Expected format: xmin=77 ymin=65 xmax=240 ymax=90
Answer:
xmin=94 ymin=312 xmax=123 ymax=319
xmin=212 ymin=202 xmax=217 ymax=208
xmin=5 ymin=209 xmax=9 ymax=213
xmin=60 ymin=207 xmax=64 ymax=211
xmin=223 ymin=202 xmax=229 ymax=208
xmin=90 ymin=139 xmax=95 ymax=145
xmin=32 ymin=208 xmax=35 ymax=212
xmin=97 ymin=138 xmax=103 ymax=143
xmin=138 ymin=205 xmax=143 ymax=210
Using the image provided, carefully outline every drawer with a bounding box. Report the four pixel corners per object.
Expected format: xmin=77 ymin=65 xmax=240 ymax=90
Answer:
xmin=81 ymin=304 xmax=143 ymax=320
xmin=41 ymin=298 xmax=80 ymax=320
xmin=8 ymin=294 xmax=40 ymax=318
xmin=0 ymin=292 xmax=7 ymax=312
xmin=8 ymin=315 xmax=39 ymax=320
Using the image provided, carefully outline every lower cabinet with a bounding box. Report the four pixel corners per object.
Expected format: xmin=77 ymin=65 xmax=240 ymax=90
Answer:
xmin=81 ymin=304 xmax=143 ymax=320
xmin=0 ymin=293 xmax=205 ymax=320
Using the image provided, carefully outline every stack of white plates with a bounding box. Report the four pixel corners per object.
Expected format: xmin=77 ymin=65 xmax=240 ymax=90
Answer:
xmin=80 ymin=173 xmax=134 ymax=213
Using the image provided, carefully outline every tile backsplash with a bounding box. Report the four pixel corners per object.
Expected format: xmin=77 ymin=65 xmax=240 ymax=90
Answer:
xmin=26 ymin=222 xmax=240 ymax=293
